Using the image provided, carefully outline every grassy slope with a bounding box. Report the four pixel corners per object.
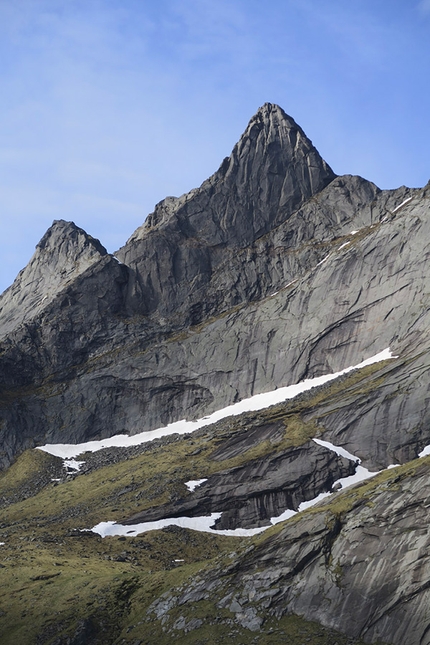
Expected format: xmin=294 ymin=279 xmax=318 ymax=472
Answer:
xmin=0 ymin=360 xmax=402 ymax=644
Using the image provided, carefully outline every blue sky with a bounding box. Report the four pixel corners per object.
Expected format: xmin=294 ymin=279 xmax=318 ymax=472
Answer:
xmin=1 ymin=0 xmax=430 ymax=293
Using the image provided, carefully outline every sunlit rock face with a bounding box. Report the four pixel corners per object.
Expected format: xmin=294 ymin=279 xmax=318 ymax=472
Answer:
xmin=194 ymin=462 xmax=430 ymax=645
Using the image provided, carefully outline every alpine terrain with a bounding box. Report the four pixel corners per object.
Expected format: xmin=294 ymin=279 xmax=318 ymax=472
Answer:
xmin=1 ymin=103 xmax=430 ymax=645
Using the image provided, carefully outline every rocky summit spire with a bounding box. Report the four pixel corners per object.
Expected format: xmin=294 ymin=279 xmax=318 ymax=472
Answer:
xmin=208 ymin=102 xmax=336 ymax=242
xmin=115 ymin=104 xmax=336 ymax=319
xmin=126 ymin=103 xmax=336 ymax=249
xmin=215 ymin=102 xmax=336 ymax=227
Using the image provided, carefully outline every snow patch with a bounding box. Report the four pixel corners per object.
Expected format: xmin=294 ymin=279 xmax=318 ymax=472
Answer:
xmin=419 ymin=445 xmax=430 ymax=458
xmin=91 ymin=515 xmax=267 ymax=538
xmin=269 ymin=492 xmax=331 ymax=525
xmin=270 ymin=508 xmax=297 ymax=525
xmin=185 ymin=479 xmax=208 ymax=492
xmin=333 ymin=465 xmax=379 ymax=490
xmin=64 ymin=459 xmax=85 ymax=471
xmin=313 ymin=438 xmax=380 ymax=489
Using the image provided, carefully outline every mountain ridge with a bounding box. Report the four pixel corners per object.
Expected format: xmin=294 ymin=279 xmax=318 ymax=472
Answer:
xmin=1 ymin=104 xmax=430 ymax=645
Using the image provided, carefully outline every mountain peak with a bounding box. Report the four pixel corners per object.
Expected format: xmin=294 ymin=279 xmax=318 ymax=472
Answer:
xmin=252 ymin=101 xmax=296 ymax=123
xmin=37 ymin=219 xmax=107 ymax=256
xmin=224 ymin=102 xmax=334 ymax=194
xmin=0 ymin=220 xmax=107 ymax=338
xmin=125 ymin=104 xmax=336 ymax=247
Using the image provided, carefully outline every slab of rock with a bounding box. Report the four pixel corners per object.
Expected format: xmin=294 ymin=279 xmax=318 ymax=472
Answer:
xmin=122 ymin=438 xmax=356 ymax=529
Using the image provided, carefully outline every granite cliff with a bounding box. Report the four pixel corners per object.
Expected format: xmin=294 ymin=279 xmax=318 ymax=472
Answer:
xmin=1 ymin=103 xmax=430 ymax=644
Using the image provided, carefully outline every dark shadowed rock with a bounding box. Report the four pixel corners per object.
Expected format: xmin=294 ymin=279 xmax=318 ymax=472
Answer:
xmin=122 ymin=439 xmax=356 ymax=529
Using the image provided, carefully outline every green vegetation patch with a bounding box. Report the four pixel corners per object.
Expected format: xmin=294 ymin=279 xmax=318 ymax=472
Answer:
xmin=0 ymin=353 xmax=404 ymax=644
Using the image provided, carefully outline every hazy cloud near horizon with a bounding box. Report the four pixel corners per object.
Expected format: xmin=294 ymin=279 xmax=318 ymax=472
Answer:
xmin=0 ymin=0 xmax=429 ymax=293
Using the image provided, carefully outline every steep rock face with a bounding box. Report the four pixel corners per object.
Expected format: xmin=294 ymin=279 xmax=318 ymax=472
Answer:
xmin=115 ymin=102 xmax=336 ymax=323
xmin=182 ymin=460 xmax=430 ymax=645
xmin=141 ymin=459 xmax=430 ymax=645
xmin=0 ymin=220 xmax=107 ymax=339
xmin=0 ymin=174 xmax=388 ymax=468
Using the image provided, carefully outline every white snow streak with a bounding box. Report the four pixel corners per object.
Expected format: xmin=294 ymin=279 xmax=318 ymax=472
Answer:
xmin=284 ymin=279 xmax=298 ymax=289
xmin=316 ymin=254 xmax=331 ymax=267
xmin=313 ymin=438 xmax=359 ymax=463
xmin=338 ymin=241 xmax=351 ymax=251
xmin=270 ymin=279 xmax=297 ymax=297
xmin=393 ymin=197 xmax=412 ymax=213
xmin=91 ymin=515 xmax=266 ymax=538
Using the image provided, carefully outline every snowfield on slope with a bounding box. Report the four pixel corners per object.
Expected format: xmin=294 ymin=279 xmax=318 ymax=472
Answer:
xmin=38 ymin=348 xmax=395 ymax=461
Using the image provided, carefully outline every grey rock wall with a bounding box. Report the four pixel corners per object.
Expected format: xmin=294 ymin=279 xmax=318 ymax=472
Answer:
xmin=0 ymin=104 xmax=428 ymax=475
xmin=214 ymin=462 xmax=430 ymax=645
xmin=0 ymin=220 xmax=107 ymax=339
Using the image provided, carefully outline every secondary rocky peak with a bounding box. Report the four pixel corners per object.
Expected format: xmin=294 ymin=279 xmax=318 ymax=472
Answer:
xmin=0 ymin=219 xmax=107 ymax=338
xmin=36 ymin=219 xmax=107 ymax=257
